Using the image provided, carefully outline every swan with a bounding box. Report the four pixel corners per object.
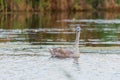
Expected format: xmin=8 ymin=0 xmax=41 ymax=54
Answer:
xmin=49 ymin=25 xmax=81 ymax=59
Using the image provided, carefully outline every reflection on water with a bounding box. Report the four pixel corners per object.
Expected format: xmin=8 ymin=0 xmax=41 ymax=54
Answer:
xmin=0 ymin=12 xmax=120 ymax=47
xmin=0 ymin=12 xmax=120 ymax=46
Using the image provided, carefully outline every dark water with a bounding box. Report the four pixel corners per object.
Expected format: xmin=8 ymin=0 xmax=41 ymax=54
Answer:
xmin=0 ymin=11 xmax=120 ymax=47
xmin=0 ymin=12 xmax=120 ymax=46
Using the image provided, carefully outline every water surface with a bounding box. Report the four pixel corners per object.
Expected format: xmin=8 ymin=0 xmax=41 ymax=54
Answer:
xmin=0 ymin=12 xmax=120 ymax=54
xmin=0 ymin=11 xmax=120 ymax=80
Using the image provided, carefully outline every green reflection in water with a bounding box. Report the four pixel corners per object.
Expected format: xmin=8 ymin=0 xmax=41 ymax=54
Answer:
xmin=0 ymin=12 xmax=120 ymax=47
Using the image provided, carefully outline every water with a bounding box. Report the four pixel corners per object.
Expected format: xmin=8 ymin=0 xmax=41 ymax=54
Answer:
xmin=0 ymin=12 xmax=120 ymax=80
xmin=0 ymin=12 xmax=120 ymax=53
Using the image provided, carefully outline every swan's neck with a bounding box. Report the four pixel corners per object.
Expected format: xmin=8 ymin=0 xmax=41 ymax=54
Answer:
xmin=75 ymin=31 xmax=80 ymax=47
xmin=74 ymin=31 xmax=80 ymax=57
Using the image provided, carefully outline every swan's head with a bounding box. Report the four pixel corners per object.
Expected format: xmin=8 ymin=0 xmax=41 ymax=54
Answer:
xmin=76 ymin=25 xmax=81 ymax=32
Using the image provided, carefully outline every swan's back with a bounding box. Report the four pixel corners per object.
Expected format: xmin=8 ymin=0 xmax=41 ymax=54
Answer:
xmin=49 ymin=47 xmax=74 ymax=58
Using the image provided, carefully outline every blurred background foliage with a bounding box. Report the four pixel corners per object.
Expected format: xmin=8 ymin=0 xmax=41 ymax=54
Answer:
xmin=0 ymin=0 xmax=120 ymax=12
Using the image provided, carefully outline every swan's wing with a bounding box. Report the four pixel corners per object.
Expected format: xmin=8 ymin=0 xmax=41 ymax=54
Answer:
xmin=49 ymin=47 xmax=75 ymax=58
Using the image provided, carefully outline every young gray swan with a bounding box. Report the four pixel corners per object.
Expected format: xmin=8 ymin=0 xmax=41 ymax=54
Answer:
xmin=49 ymin=25 xmax=81 ymax=59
